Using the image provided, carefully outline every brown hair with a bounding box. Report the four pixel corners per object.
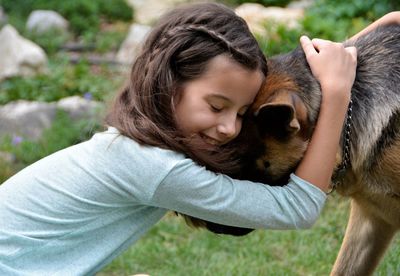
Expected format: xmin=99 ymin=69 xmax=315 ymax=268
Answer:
xmin=105 ymin=2 xmax=267 ymax=173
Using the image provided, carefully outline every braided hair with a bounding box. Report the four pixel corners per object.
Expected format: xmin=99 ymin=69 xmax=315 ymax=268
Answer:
xmin=106 ymin=2 xmax=267 ymax=173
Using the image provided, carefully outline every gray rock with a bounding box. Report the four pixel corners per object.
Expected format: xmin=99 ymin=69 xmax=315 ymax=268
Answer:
xmin=0 ymin=97 xmax=104 ymax=141
xmin=26 ymin=10 xmax=68 ymax=34
xmin=0 ymin=100 xmax=57 ymax=140
xmin=116 ymin=23 xmax=151 ymax=65
xmin=235 ymin=3 xmax=304 ymax=36
xmin=0 ymin=25 xmax=47 ymax=81
xmin=0 ymin=6 xmax=7 ymax=25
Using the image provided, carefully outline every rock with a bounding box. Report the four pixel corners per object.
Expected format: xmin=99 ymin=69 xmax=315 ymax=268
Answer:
xmin=116 ymin=23 xmax=151 ymax=65
xmin=0 ymin=97 xmax=103 ymax=141
xmin=0 ymin=25 xmax=47 ymax=81
xmin=288 ymin=0 xmax=314 ymax=9
xmin=57 ymin=96 xmax=103 ymax=120
xmin=235 ymin=3 xmax=304 ymax=36
xmin=126 ymin=0 xmax=202 ymax=25
xmin=0 ymin=6 xmax=7 ymax=25
xmin=26 ymin=10 xmax=69 ymax=34
xmin=0 ymin=100 xmax=57 ymax=140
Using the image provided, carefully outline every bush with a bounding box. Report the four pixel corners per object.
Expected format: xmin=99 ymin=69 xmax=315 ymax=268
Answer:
xmin=0 ymin=57 xmax=124 ymax=105
xmin=0 ymin=0 xmax=133 ymax=35
xmin=302 ymin=0 xmax=400 ymax=41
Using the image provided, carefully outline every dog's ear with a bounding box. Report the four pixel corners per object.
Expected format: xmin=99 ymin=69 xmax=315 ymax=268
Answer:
xmin=253 ymin=90 xmax=305 ymax=139
xmin=254 ymin=103 xmax=300 ymax=139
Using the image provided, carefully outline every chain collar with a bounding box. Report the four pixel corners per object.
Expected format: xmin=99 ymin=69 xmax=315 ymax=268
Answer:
xmin=328 ymin=98 xmax=353 ymax=194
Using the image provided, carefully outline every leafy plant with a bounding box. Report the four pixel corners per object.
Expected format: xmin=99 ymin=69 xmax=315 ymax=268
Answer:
xmin=0 ymin=57 xmax=124 ymax=105
xmin=302 ymin=0 xmax=400 ymax=41
xmin=0 ymin=0 xmax=133 ymax=36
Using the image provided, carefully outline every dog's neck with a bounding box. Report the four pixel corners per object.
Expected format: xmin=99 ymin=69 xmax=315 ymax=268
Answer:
xmin=332 ymin=98 xmax=353 ymax=186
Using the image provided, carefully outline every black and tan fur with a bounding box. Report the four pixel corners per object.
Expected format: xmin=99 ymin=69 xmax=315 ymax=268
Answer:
xmin=244 ymin=24 xmax=400 ymax=275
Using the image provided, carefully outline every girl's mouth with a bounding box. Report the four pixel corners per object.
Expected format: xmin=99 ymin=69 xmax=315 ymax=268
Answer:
xmin=200 ymin=134 xmax=222 ymax=146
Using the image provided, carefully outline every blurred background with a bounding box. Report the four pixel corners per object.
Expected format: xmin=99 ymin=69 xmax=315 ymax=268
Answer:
xmin=0 ymin=0 xmax=399 ymax=275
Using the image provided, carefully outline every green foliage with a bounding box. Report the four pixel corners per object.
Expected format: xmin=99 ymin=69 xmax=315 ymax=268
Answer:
xmin=25 ymin=29 xmax=71 ymax=55
xmin=0 ymin=0 xmax=133 ymax=36
xmin=256 ymin=24 xmax=302 ymax=57
xmin=253 ymin=0 xmax=400 ymax=56
xmin=302 ymin=0 xmax=400 ymax=41
xmin=0 ymin=57 xmax=124 ymax=105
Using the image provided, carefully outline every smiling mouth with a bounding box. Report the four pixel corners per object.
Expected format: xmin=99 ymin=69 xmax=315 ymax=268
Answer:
xmin=200 ymin=134 xmax=222 ymax=146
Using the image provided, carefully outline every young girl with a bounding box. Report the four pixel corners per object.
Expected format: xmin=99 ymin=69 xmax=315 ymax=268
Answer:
xmin=0 ymin=3 xmax=396 ymax=275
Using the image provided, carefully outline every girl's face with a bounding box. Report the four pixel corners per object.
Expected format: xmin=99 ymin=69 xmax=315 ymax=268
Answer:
xmin=175 ymin=55 xmax=264 ymax=147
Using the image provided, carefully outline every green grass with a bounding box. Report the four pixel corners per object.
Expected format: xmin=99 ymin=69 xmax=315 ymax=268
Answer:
xmin=99 ymin=196 xmax=400 ymax=275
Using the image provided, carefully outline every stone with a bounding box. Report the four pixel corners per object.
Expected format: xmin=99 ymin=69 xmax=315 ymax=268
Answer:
xmin=116 ymin=23 xmax=151 ymax=65
xmin=57 ymin=96 xmax=103 ymax=120
xmin=235 ymin=3 xmax=304 ymax=36
xmin=0 ymin=25 xmax=47 ymax=81
xmin=0 ymin=100 xmax=57 ymax=140
xmin=0 ymin=97 xmax=103 ymax=141
xmin=26 ymin=10 xmax=69 ymax=34
xmin=0 ymin=6 xmax=7 ymax=25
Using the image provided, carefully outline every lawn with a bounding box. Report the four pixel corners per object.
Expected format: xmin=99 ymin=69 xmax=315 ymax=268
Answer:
xmin=99 ymin=195 xmax=400 ymax=275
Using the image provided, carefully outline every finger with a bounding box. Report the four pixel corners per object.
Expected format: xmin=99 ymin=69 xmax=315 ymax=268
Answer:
xmin=345 ymin=46 xmax=358 ymax=61
xmin=311 ymin=38 xmax=336 ymax=51
xmin=300 ymin=35 xmax=317 ymax=57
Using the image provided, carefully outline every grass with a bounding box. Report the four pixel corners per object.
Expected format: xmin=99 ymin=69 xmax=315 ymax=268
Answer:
xmin=99 ymin=195 xmax=400 ymax=275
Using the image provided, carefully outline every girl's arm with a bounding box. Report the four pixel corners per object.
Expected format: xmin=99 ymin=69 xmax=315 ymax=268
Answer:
xmin=294 ymin=36 xmax=357 ymax=193
xmin=349 ymin=11 xmax=400 ymax=41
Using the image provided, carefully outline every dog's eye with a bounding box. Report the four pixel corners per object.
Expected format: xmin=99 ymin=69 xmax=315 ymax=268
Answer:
xmin=264 ymin=161 xmax=271 ymax=169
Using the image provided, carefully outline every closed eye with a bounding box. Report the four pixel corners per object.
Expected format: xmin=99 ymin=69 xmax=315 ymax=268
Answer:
xmin=210 ymin=104 xmax=223 ymax=113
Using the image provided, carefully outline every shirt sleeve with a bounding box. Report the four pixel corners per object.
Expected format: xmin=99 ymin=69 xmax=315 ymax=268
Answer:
xmin=151 ymin=158 xmax=326 ymax=230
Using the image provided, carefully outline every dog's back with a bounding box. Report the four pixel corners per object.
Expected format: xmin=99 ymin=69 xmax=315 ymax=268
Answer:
xmin=346 ymin=24 xmax=400 ymax=171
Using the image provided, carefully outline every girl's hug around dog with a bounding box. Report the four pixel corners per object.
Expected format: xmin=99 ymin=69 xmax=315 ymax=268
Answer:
xmin=0 ymin=2 xmax=398 ymax=275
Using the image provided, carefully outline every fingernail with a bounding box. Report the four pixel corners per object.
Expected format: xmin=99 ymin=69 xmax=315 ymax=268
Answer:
xmin=300 ymin=35 xmax=309 ymax=42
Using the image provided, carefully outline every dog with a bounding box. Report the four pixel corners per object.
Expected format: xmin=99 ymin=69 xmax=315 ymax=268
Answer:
xmin=243 ymin=24 xmax=400 ymax=275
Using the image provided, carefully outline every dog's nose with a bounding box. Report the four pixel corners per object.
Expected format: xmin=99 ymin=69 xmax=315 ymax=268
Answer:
xmin=264 ymin=161 xmax=271 ymax=169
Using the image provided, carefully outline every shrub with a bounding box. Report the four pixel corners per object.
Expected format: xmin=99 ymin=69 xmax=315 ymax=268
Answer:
xmin=0 ymin=57 xmax=124 ymax=105
xmin=0 ymin=0 xmax=133 ymax=35
xmin=302 ymin=0 xmax=400 ymax=41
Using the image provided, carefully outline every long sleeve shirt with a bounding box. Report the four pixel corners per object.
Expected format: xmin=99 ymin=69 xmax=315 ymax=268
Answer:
xmin=0 ymin=127 xmax=326 ymax=275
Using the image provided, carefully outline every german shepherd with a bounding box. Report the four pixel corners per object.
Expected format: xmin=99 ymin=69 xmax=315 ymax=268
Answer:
xmin=244 ymin=24 xmax=400 ymax=275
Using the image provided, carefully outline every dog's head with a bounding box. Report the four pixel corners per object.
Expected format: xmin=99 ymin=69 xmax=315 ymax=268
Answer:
xmin=246 ymin=51 xmax=322 ymax=184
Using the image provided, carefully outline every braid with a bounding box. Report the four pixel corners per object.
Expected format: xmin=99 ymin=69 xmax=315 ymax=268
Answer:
xmin=145 ymin=24 xmax=253 ymax=72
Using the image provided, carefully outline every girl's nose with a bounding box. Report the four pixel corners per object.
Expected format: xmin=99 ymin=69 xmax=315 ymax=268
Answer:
xmin=217 ymin=116 xmax=238 ymax=138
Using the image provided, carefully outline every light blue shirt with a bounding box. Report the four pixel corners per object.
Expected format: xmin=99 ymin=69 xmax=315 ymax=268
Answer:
xmin=0 ymin=127 xmax=326 ymax=275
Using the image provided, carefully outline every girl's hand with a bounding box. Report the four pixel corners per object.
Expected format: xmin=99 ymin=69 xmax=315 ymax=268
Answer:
xmin=300 ymin=36 xmax=357 ymax=105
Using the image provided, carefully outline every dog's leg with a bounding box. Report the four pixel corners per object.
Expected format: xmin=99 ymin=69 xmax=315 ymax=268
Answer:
xmin=330 ymin=198 xmax=396 ymax=276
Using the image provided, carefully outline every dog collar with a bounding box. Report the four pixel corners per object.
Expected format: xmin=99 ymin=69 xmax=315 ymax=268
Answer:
xmin=329 ymin=98 xmax=353 ymax=194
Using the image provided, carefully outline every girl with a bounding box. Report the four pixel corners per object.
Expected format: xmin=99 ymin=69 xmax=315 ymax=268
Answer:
xmin=0 ymin=2 xmax=395 ymax=275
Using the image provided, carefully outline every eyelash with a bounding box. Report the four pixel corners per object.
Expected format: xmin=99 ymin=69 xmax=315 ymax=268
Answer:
xmin=210 ymin=104 xmax=246 ymax=118
xmin=210 ymin=105 xmax=223 ymax=113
